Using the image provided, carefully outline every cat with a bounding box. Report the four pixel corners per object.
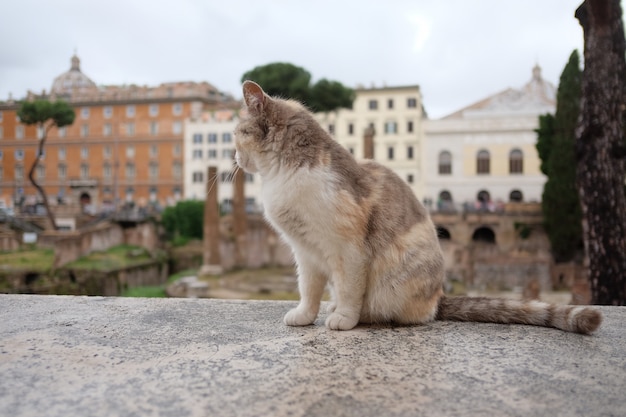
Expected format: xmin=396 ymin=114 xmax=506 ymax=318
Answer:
xmin=233 ymin=80 xmax=602 ymax=334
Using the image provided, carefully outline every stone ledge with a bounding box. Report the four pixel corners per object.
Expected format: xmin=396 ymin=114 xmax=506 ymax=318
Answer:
xmin=0 ymin=295 xmax=624 ymax=417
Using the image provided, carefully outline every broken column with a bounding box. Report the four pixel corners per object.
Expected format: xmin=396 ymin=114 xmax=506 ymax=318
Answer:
xmin=363 ymin=126 xmax=375 ymax=159
xmin=200 ymin=166 xmax=223 ymax=275
xmin=232 ymin=167 xmax=248 ymax=268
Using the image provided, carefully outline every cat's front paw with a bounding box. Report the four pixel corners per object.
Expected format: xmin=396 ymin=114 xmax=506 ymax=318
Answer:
xmin=284 ymin=307 xmax=317 ymax=326
xmin=325 ymin=312 xmax=359 ymax=330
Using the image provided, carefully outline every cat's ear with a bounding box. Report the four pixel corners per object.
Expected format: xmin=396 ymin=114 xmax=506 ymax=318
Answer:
xmin=243 ymin=80 xmax=266 ymax=115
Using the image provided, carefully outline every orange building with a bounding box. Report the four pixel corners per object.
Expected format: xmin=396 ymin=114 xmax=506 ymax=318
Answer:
xmin=0 ymin=54 xmax=238 ymax=211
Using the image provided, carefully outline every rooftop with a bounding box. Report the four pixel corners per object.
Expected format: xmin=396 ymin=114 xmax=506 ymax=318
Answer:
xmin=1 ymin=295 xmax=624 ymax=417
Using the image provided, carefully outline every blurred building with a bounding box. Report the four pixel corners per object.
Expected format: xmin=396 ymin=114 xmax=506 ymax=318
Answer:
xmin=0 ymin=54 xmax=238 ymax=212
xmin=315 ymin=85 xmax=426 ymax=197
xmin=422 ymin=65 xmax=556 ymax=212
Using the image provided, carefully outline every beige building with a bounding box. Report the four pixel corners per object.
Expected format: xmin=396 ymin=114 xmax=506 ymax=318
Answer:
xmin=315 ymin=85 xmax=426 ymax=197
xmin=422 ymin=65 xmax=556 ymax=211
xmin=184 ymin=110 xmax=261 ymax=212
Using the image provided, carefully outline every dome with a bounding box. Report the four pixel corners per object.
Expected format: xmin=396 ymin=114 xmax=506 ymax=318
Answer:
xmin=50 ymin=54 xmax=97 ymax=96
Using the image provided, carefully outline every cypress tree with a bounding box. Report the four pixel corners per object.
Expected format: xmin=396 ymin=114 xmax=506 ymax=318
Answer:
xmin=537 ymin=50 xmax=583 ymax=262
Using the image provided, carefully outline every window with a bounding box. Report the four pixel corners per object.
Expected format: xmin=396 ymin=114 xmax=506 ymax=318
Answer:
xmin=348 ymin=123 xmax=354 ymax=135
xmin=103 ymin=123 xmax=112 ymax=136
xmin=477 ymin=150 xmax=490 ymax=174
xmin=407 ymin=146 xmax=414 ymax=160
xmin=15 ymin=165 xmax=24 ymax=180
xmin=208 ymin=133 xmax=218 ymax=143
xmin=126 ymin=122 xmax=135 ymax=136
xmin=80 ymin=164 xmax=89 ymax=179
xmin=510 ymin=190 xmax=524 ymax=202
xmin=149 ymin=162 xmax=159 ymax=179
xmin=58 ymin=147 xmax=66 ymax=160
xmin=245 ymin=173 xmax=254 ymax=183
xmin=0 ymin=167 xmax=3 ymax=181
xmin=328 ymin=124 xmax=335 ymax=135
xmin=103 ymin=146 xmax=112 ymax=159
xmin=192 ymin=171 xmax=204 ymax=183
xmin=36 ymin=164 xmax=45 ymax=180
xmin=103 ymin=106 xmax=113 ymax=118
xmin=222 ymin=132 xmax=232 ymax=143
xmin=348 ymin=147 xmax=354 ymax=155
xmin=103 ymin=163 xmax=112 ymax=179
xmin=0 ymin=111 xmax=3 ymax=122
xmin=220 ymin=172 xmax=235 ymax=182
xmin=58 ymin=164 xmax=67 ymax=180
xmin=81 ymin=124 xmax=89 ymax=137
xmin=16 ymin=125 xmax=24 ymax=139
xmin=149 ymin=104 xmax=159 ymax=117
xmin=15 ymin=149 xmax=24 ymax=160
xmin=0 ymin=150 xmax=3 ymax=160
xmin=387 ymin=146 xmax=394 ymax=160
xmin=58 ymin=127 xmax=67 ymax=138
xmin=81 ymin=107 xmax=90 ymax=119
xmin=384 ymin=121 xmax=397 ymax=134
xmin=37 ymin=126 xmax=44 ymax=139
xmin=172 ymin=121 xmax=182 ymax=134
xmin=368 ymin=100 xmax=378 ymax=110
xmin=222 ymin=149 xmax=234 ymax=159
xmin=438 ymin=151 xmax=452 ymax=175
xmin=193 ymin=133 xmax=203 ymax=144
xmin=125 ymin=162 xmax=136 ymax=179
xmin=172 ymin=103 xmax=182 ymax=116
xmin=388 ymin=99 xmax=394 ymax=109
xmin=407 ymin=98 xmax=417 ymax=108
xmin=407 ymin=174 xmax=414 ymax=184
xmin=192 ymin=149 xmax=203 ymax=159
xmin=509 ymin=149 xmax=523 ymax=174
xmin=407 ymin=121 xmax=414 ymax=133
xmin=149 ymin=145 xmax=158 ymax=158
xmin=150 ymin=121 xmax=158 ymax=136
xmin=208 ymin=149 xmax=217 ymax=159
xmin=173 ymin=143 xmax=181 ymax=156
xmin=173 ymin=162 xmax=182 ymax=179
xmin=81 ymin=147 xmax=89 ymax=159
xmin=0 ymin=126 xmax=3 ymax=139
xmin=126 ymin=105 xmax=135 ymax=117
xmin=126 ymin=145 xmax=135 ymax=158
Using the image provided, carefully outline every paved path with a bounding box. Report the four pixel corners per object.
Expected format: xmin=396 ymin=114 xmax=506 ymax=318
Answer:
xmin=1 ymin=295 xmax=624 ymax=417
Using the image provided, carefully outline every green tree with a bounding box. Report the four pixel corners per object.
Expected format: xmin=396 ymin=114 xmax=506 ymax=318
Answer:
xmin=536 ymin=50 xmax=583 ymax=262
xmin=17 ymin=100 xmax=75 ymax=230
xmin=161 ymin=200 xmax=205 ymax=242
xmin=241 ymin=63 xmax=354 ymax=112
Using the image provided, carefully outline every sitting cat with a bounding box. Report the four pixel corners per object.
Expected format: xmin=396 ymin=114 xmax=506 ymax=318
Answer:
xmin=233 ymin=80 xmax=602 ymax=334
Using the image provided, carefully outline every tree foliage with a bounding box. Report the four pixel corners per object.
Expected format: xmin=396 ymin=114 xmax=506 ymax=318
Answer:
xmin=17 ymin=100 xmax=75 ymax=230
xmin=536 ymin=50 xmax=583 ymax=262
xmin=241 ymin=62 xmax=354 ymax=112
xmin=161 ymin=200 xmax=205 ymax=241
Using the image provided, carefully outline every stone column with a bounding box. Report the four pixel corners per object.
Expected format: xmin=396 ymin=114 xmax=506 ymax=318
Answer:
xmin=232 ymin=167 xmax=248 ymax=268
xmin=200 ymin=166 xmax=223 ymax=275
xmin=363 ymin=126 xmax=375 ymax=159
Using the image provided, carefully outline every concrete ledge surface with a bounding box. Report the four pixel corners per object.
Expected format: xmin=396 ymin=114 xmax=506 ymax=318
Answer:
xmin=1 ymin=295 xmax=624 ymax=417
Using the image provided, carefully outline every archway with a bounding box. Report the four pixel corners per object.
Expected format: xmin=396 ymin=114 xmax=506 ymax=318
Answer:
xmin=79 ymin=192 xmax=91 ymax=206
xmin=472 ymin=226 xmax=496 ymax=244
xmin=436 ymin=226 xmax=451 ymax=240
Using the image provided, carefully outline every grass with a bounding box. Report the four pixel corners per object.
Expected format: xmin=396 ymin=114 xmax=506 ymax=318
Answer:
xmin=0 ymin=248 xmax=54 ymax=271
xmin=65 ymin=244 xmax=153 ymax=271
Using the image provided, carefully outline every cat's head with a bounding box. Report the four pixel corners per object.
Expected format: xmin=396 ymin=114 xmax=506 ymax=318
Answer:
xmin=234 ymin=81 xmax=327 ymax=175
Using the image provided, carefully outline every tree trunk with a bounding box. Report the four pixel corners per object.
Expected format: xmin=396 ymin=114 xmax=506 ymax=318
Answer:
xmin=28 ymin=125 xmax=57 ymax=230
xmin=575 ymin=0 xmax=626 ymax=305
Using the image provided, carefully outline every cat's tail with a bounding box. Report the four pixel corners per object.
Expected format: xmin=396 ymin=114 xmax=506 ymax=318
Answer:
xmin=436 ymin=295 xmax=602 ymax=334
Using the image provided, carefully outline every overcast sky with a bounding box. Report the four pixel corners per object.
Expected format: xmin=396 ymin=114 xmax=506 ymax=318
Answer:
xmin=0 ymin=0 xmax=603 ymax=119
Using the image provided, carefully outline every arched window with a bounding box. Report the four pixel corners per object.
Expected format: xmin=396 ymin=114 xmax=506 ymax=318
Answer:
xmin=439 ymin=190 xmax=453 ymax=202
xmin=477 ymin=190 xmax=491 ymax=203
xmin=436 ymin=226 xmax=451 ymax=240
xmin=510 ymin=190 xmax=523 ymax=202
xmin=477 ymin=150 xmax=490 ymax=174
xmin=472 ymin=226 xmax=496 ymax=244
xmin=509 ymin=148 xmax=523 ymax=174
xmin=438 ymin=151 xmax=452 ymax=174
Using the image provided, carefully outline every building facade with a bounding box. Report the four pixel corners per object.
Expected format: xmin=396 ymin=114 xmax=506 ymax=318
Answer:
xmin=422 ymin=65 xmax=556 ymax=211
xmin=315 ymin=85 xmax=426 ymax=197
xmin=0 ymin=54 xmax=238 ymax=211
xmin=184 ymin=110 xmax=261 ymax=212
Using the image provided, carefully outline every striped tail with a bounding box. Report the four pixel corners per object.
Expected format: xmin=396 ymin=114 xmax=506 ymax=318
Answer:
xmin=436 ymin=295 xmax=602 ymax=334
